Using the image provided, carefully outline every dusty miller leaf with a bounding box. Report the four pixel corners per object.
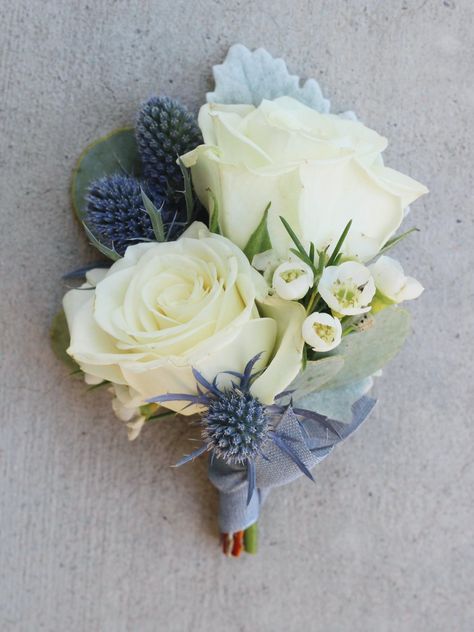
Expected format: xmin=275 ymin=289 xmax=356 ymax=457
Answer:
xmin=207 ymin=44 xmax=330 ymax=112
xmin=322 ymin=306 xmax=412 ymax=390
xmin=297 ymin=378 xmax=374 ymax=423
xmin=284 ymin=356 xmax=345 ymax=401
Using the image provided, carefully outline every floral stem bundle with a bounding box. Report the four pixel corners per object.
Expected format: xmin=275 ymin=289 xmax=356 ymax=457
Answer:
xmin=52 ymin=45 xmax=427 ymax=556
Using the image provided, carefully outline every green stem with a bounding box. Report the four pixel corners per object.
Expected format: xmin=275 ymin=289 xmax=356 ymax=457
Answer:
xmin=244 ymin=522 xmax=258 ymax=554
xmin=306 ymin=288 xmax=320 ymax=314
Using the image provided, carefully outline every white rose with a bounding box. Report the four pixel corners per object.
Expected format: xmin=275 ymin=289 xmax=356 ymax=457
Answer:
xmin=369 ymin=255 xmax=424 ymax=303
xmin=272 ymin=260 xmax=314 ymax=300
xmin=318 ymin=261 xmax=376 ymax=316
xmin=63 ymin=223 xmax=305 ymax=415
xmin=302 ymin=313 xmax=342 ymax=352
xmin=181 ymin=97 xmax=428 ymax=261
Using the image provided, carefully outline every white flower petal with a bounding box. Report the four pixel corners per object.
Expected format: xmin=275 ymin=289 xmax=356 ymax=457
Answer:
xmin=369 ymin=255 xmax=424 ymax=303
xmin=251 ymin=297 xmax=306 ymax=404
xmin=272 ymin=261 xmax=314 ymax=300
xmin=302 ymin=312 xmax=342 ymax=352
xmin=183 ymin=97 xmax=428 ymax=261
xmin=318 ymin=261 xmax=375 ymax=316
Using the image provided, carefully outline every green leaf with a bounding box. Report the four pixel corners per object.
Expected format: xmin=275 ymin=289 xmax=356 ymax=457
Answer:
xmin=286 ymin=356 xmax=345 ymax=400
xmin=243 ymin=203 xmax=272 ymax=260
xmin=280 ymin=216 xmax=307 ymax=258
xmin=71 ymin=127 xmax=141 ymax=222
xmin=322 ymin=306 xmax=412 ymax=390
xmin=87 ymin=380 xmax=110 ymax=391
xmin=50 ymin=309 xmax=81 ymax=374
xmin=178 ymin=158 xmax=195 ymax=224
xmin=327 ymin=219 xmax=352 ymax=266
xmin=376 ymin=227 xmax=420 ymax=258
xmin=83 ymin=223 xmax=121 ymax=261
xmin=290 ymin=248 xmax=315 ymax=270
xmin=208 ymin=188 xmax=221 ymax=234
xmin=141 ymin=189 xmax=165 ymax=242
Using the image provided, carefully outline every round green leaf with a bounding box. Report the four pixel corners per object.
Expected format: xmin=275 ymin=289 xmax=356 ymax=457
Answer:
xmin=71 ymin=127 xmax=141 ymax=221
xmin=50 ymin=309 xmax=81 ymax=374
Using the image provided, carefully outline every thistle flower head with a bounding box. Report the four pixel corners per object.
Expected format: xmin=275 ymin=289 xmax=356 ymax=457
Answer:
xmin=135 ymin=96 xmax=202 ymax=200
xmin=149 ymin=354 xmax=316 ymax=505
xmin=203 ymin=387 xmax=267 ymax=464
xmin=84 ymin=175 xmax=162 ymax=256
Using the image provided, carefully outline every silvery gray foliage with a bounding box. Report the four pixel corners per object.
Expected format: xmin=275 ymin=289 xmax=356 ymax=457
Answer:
xmin=322 ymin=307 xmax=411 ymax=390
xmin=297 ymin=378 xmax=374 ymax=423
xmin=207 ymin=44 xmax=331 ymax=112
xmin=284 ymin=307 xmax=411 ymax=414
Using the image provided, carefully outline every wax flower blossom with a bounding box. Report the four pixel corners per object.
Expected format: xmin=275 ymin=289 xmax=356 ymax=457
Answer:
xmin=318 ymin=261 xmax=376 ymax=316
xmin=272 ymin=260 xmax=314 ymax=300
xmin=369 ymin=255 xmax=424 ymax=304
xmin=302 ymin=312 xmax=342 ymax=352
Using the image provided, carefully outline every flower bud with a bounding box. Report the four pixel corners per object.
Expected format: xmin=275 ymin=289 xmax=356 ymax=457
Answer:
xmin=302 ymin=312 xmax=342 ymax=352
xmin=369 ymin=255 xmax=423 ymax=303
xmin=272 ymin=261 xmax=314 ymax=301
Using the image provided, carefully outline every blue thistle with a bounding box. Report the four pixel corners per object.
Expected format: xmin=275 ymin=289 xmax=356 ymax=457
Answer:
xmin=84 ymin=175 xmax=172 ymax=256
xmin=149 ymin=354 xmax=315 ymax=504
xmin=204 ymin=387 xmax=267 ymax=463
xmin=135 ymin=96 xmax=202 ymax=199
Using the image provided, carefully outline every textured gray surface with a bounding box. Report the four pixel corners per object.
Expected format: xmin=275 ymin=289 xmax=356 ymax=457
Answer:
xmin=1 ymin=1 xmax=473 ymax=630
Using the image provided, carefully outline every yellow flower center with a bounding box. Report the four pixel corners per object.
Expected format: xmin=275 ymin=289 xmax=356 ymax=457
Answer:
xmin=280 ymin=268 xmax=305 ymax=283
xmin=313 ymin=323 xmax=336 ymax=343
xmin=332 ymin=279 xmax=365 ymax=308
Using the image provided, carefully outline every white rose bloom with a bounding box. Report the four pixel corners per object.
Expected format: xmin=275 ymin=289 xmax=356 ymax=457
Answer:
xmin=318 ymin=261 xmax=376 ymax=316
xmin=302 ymin=312 xmax=342 ymax=352
xmin=181 ymin=97 xmax=428 ymax=261
xmin=272 ymin=260 xmax=314 ymax=300
xmin=63 ymin=223 xmax=306 ymax=415
xmin=369 ymin=255 xmax=424 ymax=302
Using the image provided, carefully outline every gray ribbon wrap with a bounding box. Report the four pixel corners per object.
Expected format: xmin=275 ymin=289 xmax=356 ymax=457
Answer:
xmin=208 ymin=396 xmax=376 ymax=533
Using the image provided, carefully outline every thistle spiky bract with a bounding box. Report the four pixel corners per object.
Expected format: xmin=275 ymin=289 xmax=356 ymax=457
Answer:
xmin=135 ymin=96 xmax=202 ymax=200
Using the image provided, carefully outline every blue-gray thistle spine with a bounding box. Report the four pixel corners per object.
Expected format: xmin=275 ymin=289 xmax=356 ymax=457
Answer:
xmin=135 ymin=96 xmax=202 ymax=199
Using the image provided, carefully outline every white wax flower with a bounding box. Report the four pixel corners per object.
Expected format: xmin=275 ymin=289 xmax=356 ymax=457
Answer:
xmin=318 ymin=261 xmax=376 ymax=315
xmin=302 ymin=312 xmax=342 ymax=352
xmin=272 ymin=260 xmax=314 ymax=300
xmin=181 ymin=97 xmax=428 ymax=261
xmin=369 ymin=255 xmax=424 ymax=303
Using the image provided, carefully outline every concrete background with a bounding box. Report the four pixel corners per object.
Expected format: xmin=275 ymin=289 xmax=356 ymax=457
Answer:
xmin=1 ymin=1 xmax=473 ymax=630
